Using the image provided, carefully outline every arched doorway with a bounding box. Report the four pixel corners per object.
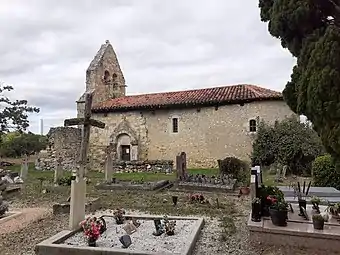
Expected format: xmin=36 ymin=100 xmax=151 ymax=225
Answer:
xmin=117 ymin=134 xmax=131 ymax=161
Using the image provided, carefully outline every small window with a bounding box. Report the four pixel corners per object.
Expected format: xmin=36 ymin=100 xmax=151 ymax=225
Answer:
xmin=249 ymin=119 xmax=257 ymax=132
xmin=104 ymin=70 xmax=110 ymax=81
xmin=172 ymin=118 xmax=178 ymax=133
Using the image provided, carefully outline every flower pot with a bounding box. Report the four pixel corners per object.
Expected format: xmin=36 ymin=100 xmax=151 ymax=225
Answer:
xmin=269 ymin=208 xmax=288 ymax=226
xmin=251 ymin=202 xmax=262 ymax=222
xmin=88 ymin=238 xmax=96 ymax=247
xmin=313 ymin=218 xmax=324 ymax=230
xmin=240 ymin=187 xmax=250 ymax=195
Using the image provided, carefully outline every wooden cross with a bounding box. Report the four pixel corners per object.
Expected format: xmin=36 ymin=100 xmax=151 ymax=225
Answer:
xmin=64 ymin=92 xmax=105 ymax=179
xmin=63 ymin=92 xmax=105 ymax=230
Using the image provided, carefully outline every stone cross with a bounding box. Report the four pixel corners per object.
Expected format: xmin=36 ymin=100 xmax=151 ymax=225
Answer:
xmin=64 ymin=92 xmax=105 ymax=230
xmin=104 ymin=145 xmax=113 ymax=181
xmin=20 ymin=154 xmax=28 ymax=180
xmin=54 ymin=157 xmax=63 ymax=185
xmin=176 ymin=152 xmax=187 ymax=181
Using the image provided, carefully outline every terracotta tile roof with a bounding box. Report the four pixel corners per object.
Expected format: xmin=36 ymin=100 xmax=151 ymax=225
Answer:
xmin=92 ymin=84 xmax=283 ymax=113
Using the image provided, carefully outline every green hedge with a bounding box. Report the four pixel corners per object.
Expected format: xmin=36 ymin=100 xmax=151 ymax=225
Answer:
xmin=312 ymin=154 xmax=340 ymax=189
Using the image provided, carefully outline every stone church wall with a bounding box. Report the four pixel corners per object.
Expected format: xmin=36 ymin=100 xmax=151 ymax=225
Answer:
xmin=35 ymin=127 xmax=81 ymax=171
xmin=89 ymin=100 xmax=294 ymax=169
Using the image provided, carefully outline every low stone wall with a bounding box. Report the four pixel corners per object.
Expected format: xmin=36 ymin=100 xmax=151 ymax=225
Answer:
xmin=113 ymin=160 xmax=173 ymax=173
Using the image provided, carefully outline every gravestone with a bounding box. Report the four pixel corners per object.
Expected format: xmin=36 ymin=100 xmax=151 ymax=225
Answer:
xmin=20 ymin=154 xmax=28 ymax=180
xmin=176 ymin=152 xmax=187 ymax=181
xmin=64 ymin=92 xmax=105 ymax=230
xmin=123 ymin=221 xmax=137 ymax=235
xmin=250 ymin=166 xmax=261 ymax=200
xmin=119 ymin=235 xmax=132 ymax=248
xmin=104 ymin=145 xmax=113 ymax=181
xmin=282 ymin=165 xmax=288 ymax=179
xmin=54 ymin=157 xmax=63 ymax=185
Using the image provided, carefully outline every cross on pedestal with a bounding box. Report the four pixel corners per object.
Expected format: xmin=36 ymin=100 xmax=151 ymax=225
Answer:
xmin=64 ymin=92 xmax=105 ymax=230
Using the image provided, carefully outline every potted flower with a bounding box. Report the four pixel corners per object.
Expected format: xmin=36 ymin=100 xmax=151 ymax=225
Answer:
xmin=251 ymin=198 xmax=261 ymax=222
xmin=269 ymin=197 xmax=288 ymax=226
xmin=114 ymin=208 xmax=125 ymax=224
xmin=258 ymin=185 xmax=284 ymax=217
xmin=326 ymin=202 xmax=340 ymax=219
xmin=80 ymin=217 xmax=106 ymax=247
xmin=312 ymin=214 xmax=325 ymax=230
xmin=311 ymin=196 xmax=321 ymax=213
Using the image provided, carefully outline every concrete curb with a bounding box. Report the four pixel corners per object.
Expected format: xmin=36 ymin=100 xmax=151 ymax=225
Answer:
xmin=0 ymin=211 xmax=22 ymax=224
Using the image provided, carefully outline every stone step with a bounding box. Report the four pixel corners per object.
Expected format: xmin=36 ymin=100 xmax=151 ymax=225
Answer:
xmin=278 ymin=186 xmax=340 ymax=198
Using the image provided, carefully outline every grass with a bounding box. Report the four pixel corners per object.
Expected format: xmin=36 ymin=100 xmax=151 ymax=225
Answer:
xmin=262 ymin=167 xmax=312 ymax=187
xmin=6 ymin=164 xmax=238 ymax=218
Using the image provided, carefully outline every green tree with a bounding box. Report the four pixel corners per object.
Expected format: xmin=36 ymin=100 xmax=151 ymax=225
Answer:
xmin=0 ymin=132 xmax=47 ymax=157
xmin=258 ymin=1 xmax=340 ymax=166
xmin=251 ymin=116 xmax=324 ymax=175
xmin=0 ymin=83 xmax=39 ymax=137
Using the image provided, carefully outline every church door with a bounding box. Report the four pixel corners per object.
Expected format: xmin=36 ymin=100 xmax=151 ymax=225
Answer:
xmin=121 ymin=145 xmax=131 ymax=161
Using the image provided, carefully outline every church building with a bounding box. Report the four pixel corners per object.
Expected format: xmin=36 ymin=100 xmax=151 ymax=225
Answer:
xmin=77 ymin=40 xmax=294 ymax=168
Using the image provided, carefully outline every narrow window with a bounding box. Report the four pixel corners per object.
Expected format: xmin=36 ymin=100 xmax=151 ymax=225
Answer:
xmin=249 ymin=119 xmax=257 ymax=132
xmin=172 ymin=118 xmax=178 ymax=133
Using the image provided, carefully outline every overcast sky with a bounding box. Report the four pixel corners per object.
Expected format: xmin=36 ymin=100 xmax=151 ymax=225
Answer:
xmin=0 ymin=0 xmax=296 ymax=134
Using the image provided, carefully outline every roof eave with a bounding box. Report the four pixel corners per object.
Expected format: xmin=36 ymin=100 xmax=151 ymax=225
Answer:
xmin=91 ymin=96 xmax=283 ymax=114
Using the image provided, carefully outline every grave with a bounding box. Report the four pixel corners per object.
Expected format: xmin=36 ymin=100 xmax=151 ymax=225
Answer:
xmin=248 ymin=170 xmax=340 ymax=253
xmin=53 ymin=197 xmax=101 ymax=215
xmin=20 ymin=154 xmax=29 ymax=180
xmin=35 ymin=213 xmax=204 ymax=255
xmin=95 ymin=179 xmax=171 ymax=191
xmin=248 ymin=204 xmax=340 ymax=253
xmin=54 ymin=157 xmax=64 ymax=185
xmin=278 ymin=186 xmax=340 ymax=204
xmin=63 ymin=92 xmax=106 ymax=230
xmin=174 ymin=152 xmax=237 ymax=193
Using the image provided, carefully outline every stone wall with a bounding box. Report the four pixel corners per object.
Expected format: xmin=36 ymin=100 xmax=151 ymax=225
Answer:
xmin=89 ymin=100 xmax=295 ymax=169
xmin=35 ymin=127 xmax=81 ymax=171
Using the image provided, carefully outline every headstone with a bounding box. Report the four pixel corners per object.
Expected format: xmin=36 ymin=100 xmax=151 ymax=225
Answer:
xmin=119 ymin=235 xmax=132 ymax=248
xmin=123 ymin=221 xmax=137 ymax=235
xmin=250 ymin=167 xmax=260 ymax=200
xmin=282 ymin=165 xmax=288 ymax=179
xmin=54 ymin=157 xmax=63 ymax=185
xmin=104 ymin=145 xmax=113 ymax=181
xmin=176 ymin=152 xmax=187 ymax=181
xmin=64 ymin=92 xmax=106 ymax=230
xmin=20 ymin=154 xmax=28 ymax=180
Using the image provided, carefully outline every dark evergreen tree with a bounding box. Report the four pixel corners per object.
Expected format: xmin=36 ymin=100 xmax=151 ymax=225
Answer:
xmin=259 ymin=0 xmax=340 ymax=164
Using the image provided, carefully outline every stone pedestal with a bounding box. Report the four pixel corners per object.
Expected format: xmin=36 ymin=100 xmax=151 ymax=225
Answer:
xmin=69 ymin=179 xmax=86 ymax=230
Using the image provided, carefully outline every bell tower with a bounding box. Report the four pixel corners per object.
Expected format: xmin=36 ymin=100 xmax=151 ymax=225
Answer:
xmin=77 ymin=40 xmax=126 ymax=117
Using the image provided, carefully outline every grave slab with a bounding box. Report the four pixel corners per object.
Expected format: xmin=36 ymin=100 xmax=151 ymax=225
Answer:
xmin=248 ymin=204 xmax=340 ymax=253
xmin=35 ymin=214 xmax=204 ymax=255
xmin=278 ymin=186 xmax=340 ymax=197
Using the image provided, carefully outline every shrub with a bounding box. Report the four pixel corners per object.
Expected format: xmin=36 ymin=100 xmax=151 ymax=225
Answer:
xmin=312 ymin=154 xmax=340 ymax=189
xmin=217 ymin=157 xmax=249 ymax=185
xmin=57 ymin=176 xmax=72 ymax=186
xmin=251 ymin=116 xmax=324 ymax=175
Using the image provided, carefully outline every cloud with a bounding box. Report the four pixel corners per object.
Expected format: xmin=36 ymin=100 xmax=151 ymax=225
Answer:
xmin=0 ymin=0 xmax=296 ymax=134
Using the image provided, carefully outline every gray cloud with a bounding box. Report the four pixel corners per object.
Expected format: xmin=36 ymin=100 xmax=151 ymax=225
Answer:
xmin=0 ymin=0 xmax=296 ymax=134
